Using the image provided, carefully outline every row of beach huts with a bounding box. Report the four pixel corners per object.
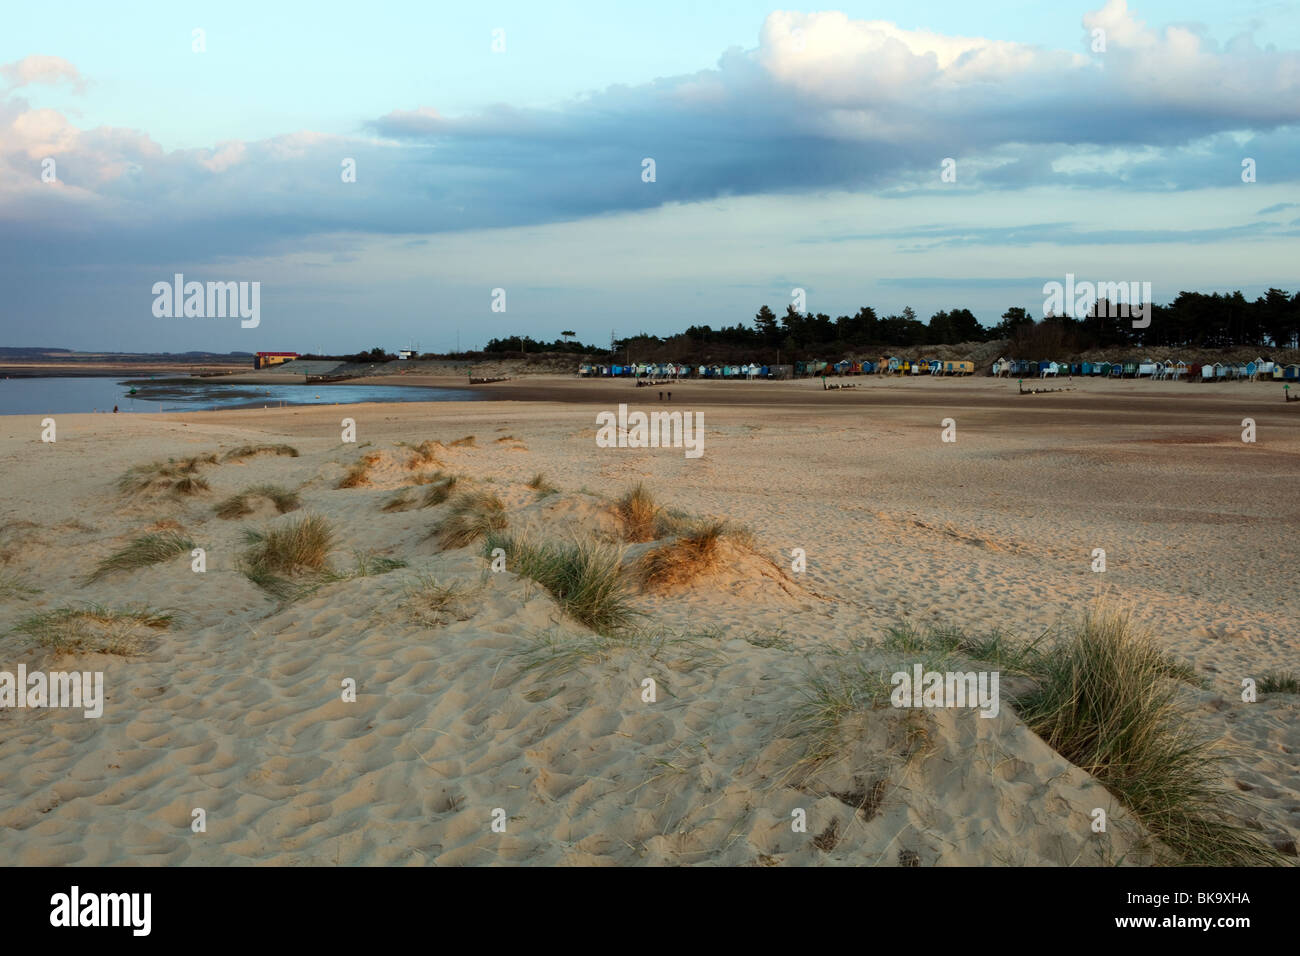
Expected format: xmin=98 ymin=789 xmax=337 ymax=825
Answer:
xmin=990 ymin=357 xmax=1300 ymax=380
xmin=578 ymin=356 xmax=1300 ymax=381
xmin=576 ymin=359 xmax=978 ymax=378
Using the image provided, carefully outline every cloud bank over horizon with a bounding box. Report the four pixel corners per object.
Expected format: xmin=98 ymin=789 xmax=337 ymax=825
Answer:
xmin=3 ymin=1 xmax=1299 ymax=351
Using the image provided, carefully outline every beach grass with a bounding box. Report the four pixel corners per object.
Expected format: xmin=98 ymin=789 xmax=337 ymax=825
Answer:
xmin=215 ymin=484 xmax=301 ymax=519
xmin=406 ymin=440 xmax=443 ymax=469
xmin=85 ymin=531 xmax=195 ymax=583
xmin=337 ymin=453 xmax=380 ymax=489
xmin=117 ymin=454 xmax=218 ymax=496
xmin=240 ymin=514 xmax=335 ymax=593
xmin=1259 ymin=670 xmax=1300 ymax=694
xmin=636 ymin=520 xmax=754 ymax=590
xmin=11 ymin=604 xmax=173 ymax=656
xmin=486 ymin=531 xmax=634 ymax=635
xmin=402 ymin=573 xmax=479 ymax=627
xmin=222 ymin=443 xmax=299 ymax=462
xmin=0 ymin=571 xmax=41 ymax=601
xmin=349 ymin=551 xmax=408 ymax=577
xmin=1014 ymin=606 xmax=1282 ymax=866
xmin=526 ymin=473 xmax=558 ymax=498
xmin=435 ymin=491 xmax=507 ymax=547
xmin=381 ymin=490 xmax=417 ymax=512
xmin=791 ymin=635 xmax=947 ymax=765
xmin=421 ymin=474 xmax=461 ymax=507
xmin=615 ymin=482 xmax=661 ymax=542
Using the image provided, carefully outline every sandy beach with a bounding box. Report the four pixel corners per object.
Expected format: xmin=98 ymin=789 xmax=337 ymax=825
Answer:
xmin=1 ymin=376 xmax=1296 ymax=865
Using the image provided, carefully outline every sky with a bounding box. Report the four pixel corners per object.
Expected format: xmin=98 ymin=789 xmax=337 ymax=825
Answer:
xmin=2 ymin=0 xmax=1299 ymax=353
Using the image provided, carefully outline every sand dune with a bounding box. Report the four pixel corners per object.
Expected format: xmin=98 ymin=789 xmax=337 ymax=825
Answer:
xmin=1 ymin=382 xmax=1296 ymax=864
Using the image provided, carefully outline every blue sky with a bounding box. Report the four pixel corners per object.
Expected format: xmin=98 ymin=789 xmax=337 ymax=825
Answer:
xmin=3 ymin=1 xmax=1300 ymax=353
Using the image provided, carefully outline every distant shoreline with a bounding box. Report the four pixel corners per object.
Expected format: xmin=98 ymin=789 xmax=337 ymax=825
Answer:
xmin=0 ymin=363 xmax=247 ymax=379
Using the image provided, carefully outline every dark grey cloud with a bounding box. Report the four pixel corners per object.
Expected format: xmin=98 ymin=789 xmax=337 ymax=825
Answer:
xmin=3 ymin=6 xmax=1300 ymax=275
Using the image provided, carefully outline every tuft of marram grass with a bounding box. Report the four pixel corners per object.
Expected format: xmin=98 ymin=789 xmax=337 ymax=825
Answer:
xmin=85 ymin=531 xmax=195 ymax=583
xmin=638 ymin=521 xmax=723 ymax=591
xmin=117 ymin=455 xmax=217 ymax=496
xmin=349 ymin=551 xmax=408 ymax=577
xmin=790 ymin=635 xmax=948 ymax=766
xmin=215 ymin=484 xmax=301 ymax=519
xmin=0 ymin=571 xmax=41 ymax=601
xmin=382 ymin=490 xmax=416 ymax=512
xmin=1015 ymin=606 xmax=1282 ymax=866
xmin=401 ymin=573 xmax=479 ymax=627
xmin=1259 ymin=670 xmax=1300 ymax=694
xmin=636 ymin=520 xmax=754 ymax=591
xmin=421 ymin=474 xmax=460 ymax=507
xmin=337 ymin=453 xmax=380 ymax=489
xmin=11 ymin=605 xmax=173 ymax=656
xmin=527 ymin=473 xmax=558 ymax=497
xmin=222 ymin=443 xmax=299 ymax=462
xmin=448 ymin=435 xmax=477 ymax=447
xmin=615 ymin=482 xmax=661 ymax=542
xmin=406 ymin=440 xmax=443 ymax=469
xmin=435 ymin=491 xmax=506 ymax=547
xmin=486 ymin=531 xmax=633 ymax=635
xmin=241 ymin=514 xmax=335 ymax=588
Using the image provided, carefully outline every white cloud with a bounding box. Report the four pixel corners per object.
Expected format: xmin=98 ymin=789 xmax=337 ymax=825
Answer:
xmin=1 ymin=55 xmax=87 ymax=93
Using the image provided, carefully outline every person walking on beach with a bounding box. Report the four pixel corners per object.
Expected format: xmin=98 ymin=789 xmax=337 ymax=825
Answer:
xmin=113 ymin=405 xmax=118 ymax=413
xmin=658 ymin=391 xmax=663 ymax=400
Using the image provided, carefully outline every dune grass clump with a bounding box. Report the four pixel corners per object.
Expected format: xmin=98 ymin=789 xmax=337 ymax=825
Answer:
xmin=1259 ymin=671 xmax=1300 ymax=694
xmin=382 ymin=490 xmax=416 ymax=512
xmin=215 ymin=484 xmax=301 ymax=519
xmin=485 ymin=531 xmax=633 ymax=635
xmin=448 ymin=435 xmax=477 ymax=448
xmin=337 ymin=453 xmax=381 ymax=489
xmin=406 ymin=440 xmax=443 ymax=469
xmin=421 ymin=473 xmax=461 ymax=508
xmin=527 ymin=473 xmax=558 ymax=498
xmin=349 ymin=551 xmax=408 ymax=577
xmin=11 ymin=605 xmax=173 ymax=656
xmin=435 ymin=491 xmax=506 ymax=548
xmin=636 ymin=520 xmax=755 ymax=591
xmin=117 ymin=455 xmax=217 ymax=496
xmin=0 ymin=571 xmax=40 ymax=601
xmin=240 ymin=514 xmax=335 ymax=595
xmin=222 ymin=443 xmax=299 ymax=462
xmin=85 ymin=531 xmax=195 ymax=583
xmin=613 ymin=483 xmax=719 ymax=542
xmin=615 ymin=482 xmax=661 ymax=542
xmin=637 ymin=521 xmax=725 ymax=591
xmin=401 ymin=573 xmax=479 ymax=627
xmin=1014 ymin=607 xmax=1282 ymax=866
